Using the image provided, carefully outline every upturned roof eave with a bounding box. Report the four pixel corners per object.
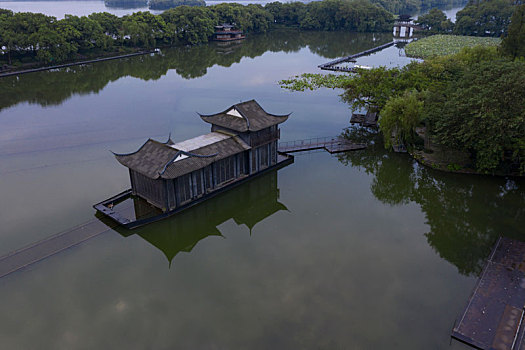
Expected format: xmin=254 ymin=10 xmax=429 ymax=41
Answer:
xmin=159 ymin=149 xmax=220 ymax=178
xmin=198 ymin=101 xmax=291 ymax=132
xmin=198 ymin=113 xmax=249 ymax=133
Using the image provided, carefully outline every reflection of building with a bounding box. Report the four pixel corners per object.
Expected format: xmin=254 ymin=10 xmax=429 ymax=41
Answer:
xmin=213 ymin=23 xmax=246 ymax=41
xmin=128 ymin=170 xmax=288 ymax=265
xmin=95 ymin=100 xmax=292 ymax=228
xmin=215 ymin=40 xmax=244 ymax=55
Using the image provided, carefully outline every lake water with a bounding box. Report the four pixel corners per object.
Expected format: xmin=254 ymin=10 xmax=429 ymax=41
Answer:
xmin=0 ymin=29 xmax=523 ymax=349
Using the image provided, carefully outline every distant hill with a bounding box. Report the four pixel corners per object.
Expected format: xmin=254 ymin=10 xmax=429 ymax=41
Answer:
xmin=149 ymin=0 xmax=205 ymax=10
xmin=104 ymin=0 xmax=147 ymax=8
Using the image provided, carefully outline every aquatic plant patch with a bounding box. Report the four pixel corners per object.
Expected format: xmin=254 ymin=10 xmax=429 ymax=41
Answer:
xmin=405 ymin=35 xmax=501 ymax=59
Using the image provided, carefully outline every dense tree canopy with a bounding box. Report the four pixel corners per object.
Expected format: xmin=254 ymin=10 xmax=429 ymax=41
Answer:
xmin=264 ymin=0 xmax=392 ymax=31
xmin=454 ymin=0 xmax=516 ymax=36
xmin=413 ymin=0 xmax=520 ymax=36
xmin=0 ymin=0 xmax=394 ymax=66
xmin=161 ymin=6 xmax=216 ymax=45
xmin=416 ymin=8 xmax=454 ymax=33
xmin=281 ymin=46 xmax=525 ymax=174
xmin=501 ymin=4 xmax=525 ymax=58
xmin=380 ymin=90 xmax=424 ymax=149
xmin=427 ymin=59 xmax=525 ymax=172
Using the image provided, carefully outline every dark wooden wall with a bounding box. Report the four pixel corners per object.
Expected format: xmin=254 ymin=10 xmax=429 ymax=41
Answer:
xmin=130 ymin=125 xmax=280 ymax=212
xmin=130 ymin=169 xmax=167 ymax=210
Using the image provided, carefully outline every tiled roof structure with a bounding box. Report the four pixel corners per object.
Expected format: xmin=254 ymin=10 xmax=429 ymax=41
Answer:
xmin=199 ymin=100 xmax=289 ymax=132
xmin=114 ymin=131 xmax=250 ymax=179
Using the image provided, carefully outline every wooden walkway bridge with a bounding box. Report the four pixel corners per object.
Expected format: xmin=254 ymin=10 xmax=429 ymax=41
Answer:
xmin=318 ymin=41 xmax=395 ymax=72
xmin=278 ymin=136 xmax=366 ymax=154
xmin=0 ymin=216 xmax=119 ymax=279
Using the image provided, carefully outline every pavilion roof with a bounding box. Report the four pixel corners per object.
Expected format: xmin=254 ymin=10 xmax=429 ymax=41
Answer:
xmin=199 ymin=100 xmax=290 ymax=132
xmin=114 ymin=131 xmax=250 ymax=180
xmin=215 ymin=23 xmax=235 ymax=29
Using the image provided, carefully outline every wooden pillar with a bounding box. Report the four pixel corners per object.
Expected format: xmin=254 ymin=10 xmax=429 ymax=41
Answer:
xmin=164 ymin=180 xmax=169 ymax=212
xmin=202 ymin=168 xmax=208 ymax=195
xmin=174 ymin=178 xmax=180 ymax=208
xmin=129 ymin=169 xmax=136 ymax=195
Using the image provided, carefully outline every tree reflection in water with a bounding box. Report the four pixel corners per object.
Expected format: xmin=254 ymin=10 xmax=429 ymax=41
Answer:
xmin=337 ymin=128 xmax=525 ymax=276
xmin=0 ymin=30 xmax=391 ymax=112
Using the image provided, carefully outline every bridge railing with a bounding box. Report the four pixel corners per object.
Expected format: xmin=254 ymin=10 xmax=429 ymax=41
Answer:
xmin=278 ymin=136 xmax=341 ymax=150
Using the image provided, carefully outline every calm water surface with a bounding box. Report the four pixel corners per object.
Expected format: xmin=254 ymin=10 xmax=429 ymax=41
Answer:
xmin=0 ymin=30 xmax=523 ymax=349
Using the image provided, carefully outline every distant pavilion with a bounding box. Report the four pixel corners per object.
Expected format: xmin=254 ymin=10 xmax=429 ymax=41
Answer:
xmin=213 ymin=23 xmax=246 ymax=41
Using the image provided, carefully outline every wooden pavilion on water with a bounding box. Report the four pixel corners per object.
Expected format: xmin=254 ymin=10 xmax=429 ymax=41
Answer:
xmin=212 ymin=23 xmax=245 ymax=41
xmin=94 ymin=100 xmax=293 ymax=228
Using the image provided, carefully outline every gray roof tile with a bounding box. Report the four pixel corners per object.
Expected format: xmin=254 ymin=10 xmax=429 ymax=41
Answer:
xmin=115 ymin=133 xmax=250 ymax=180
xmin=199 ymin=100 xmax=289 ymax=132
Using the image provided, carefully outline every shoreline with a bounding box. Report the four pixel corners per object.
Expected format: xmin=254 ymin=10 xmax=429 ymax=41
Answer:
xmin=0 ymin=50 xmax=155 ymax=78
xmin=409 ymin=150 xmax=524 ymax=177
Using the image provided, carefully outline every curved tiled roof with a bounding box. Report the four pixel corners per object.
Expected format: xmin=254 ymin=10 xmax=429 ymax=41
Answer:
xmin=114 ymin=132 xmax=250 ymax=180
xmin=199 ymin=100 xmax=290 ymax=132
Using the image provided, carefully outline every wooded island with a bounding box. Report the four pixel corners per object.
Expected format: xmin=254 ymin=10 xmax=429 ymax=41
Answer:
xmin=281 ymin=2 xmax=525 ymax=176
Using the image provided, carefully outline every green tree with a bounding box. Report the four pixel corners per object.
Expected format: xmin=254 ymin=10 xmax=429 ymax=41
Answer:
xmin=454 ymin=0 xmax=515 ymax=36
xmin=32 ymin=25 xmax=75 ymax=62
xmin=6 ymin=12 xmax=56 ymax=58
xmin=379 ymin=90 xmax=423 ymax=149
xmin=0 ymin=9 xmax=15 ymax=64
xmin=279 ymin=2 xmax=307 ymax=25
xmin=429 ymin=60 xmax=525 ymax=173
xmin=243 ymin=4 xmax=274 ymax=33
xmin=416 ymin=8 xmax=454 ymax=33
xmin=122 ymin=11 xmax=167 ymax=47
xmin=161 ymin=6 xmax=216 ymax=45
xmin=60 ymin=15 xmax=107 ymax=51
xmin=501 ymin=4 xmax=525 ymax=58
xmin=89 ymin=12 xmax=123 ymax=40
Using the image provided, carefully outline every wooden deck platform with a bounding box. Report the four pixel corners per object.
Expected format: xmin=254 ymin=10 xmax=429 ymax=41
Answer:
xmin=95 ymin=153 xmax=294 ymax=229
xmin=350 ymin=110 xmax=378 ymax=127
xmin=278 ymin=136 xmax=366 ymax=154
xmin=452 ymin=237 xmax=525 ymax=350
